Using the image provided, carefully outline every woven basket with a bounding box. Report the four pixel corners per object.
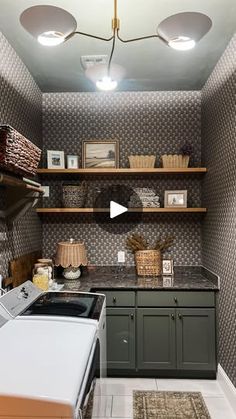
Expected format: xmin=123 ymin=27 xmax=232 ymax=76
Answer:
xmin=161 ymin=154 xmax=189 ymax=168
xmin=0 ymin=125 xmax=41 ymax=176
xmin=128 ymin=155 xmax=156 ymax=168
xmin=135 ymin=250 xmax=162 ymax=276
xmin=62 ymin=181 xmax=87 ymax=208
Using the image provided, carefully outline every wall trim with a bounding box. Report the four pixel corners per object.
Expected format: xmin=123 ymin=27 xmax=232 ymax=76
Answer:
xmin=218 ymin=364 xmax=236 ymax=413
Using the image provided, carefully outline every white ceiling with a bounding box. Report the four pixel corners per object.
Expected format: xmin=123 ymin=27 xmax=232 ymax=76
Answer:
xmin=0 ymin=0 xmax=236 ymax=92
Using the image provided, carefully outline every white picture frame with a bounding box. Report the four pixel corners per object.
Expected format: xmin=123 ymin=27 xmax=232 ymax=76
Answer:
xmin=162 ymin=258 xmax=174 ymax=275
xmin=67 ymin=155 xmax=79 ymax=169
xmin=163 ymin=276 xmax=174 ymax=287
xmin=47 ymin=150 xmax=65 ymax=169
xmin=164 ymin=190 xmax=187 ymax=208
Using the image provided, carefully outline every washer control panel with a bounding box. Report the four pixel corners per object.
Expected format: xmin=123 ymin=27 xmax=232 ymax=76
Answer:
xmin=0 ymin=281 xmax=42 ymax=317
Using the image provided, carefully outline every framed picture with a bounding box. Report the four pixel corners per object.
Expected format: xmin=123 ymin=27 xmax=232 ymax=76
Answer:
xmin=67 ymin=155 xmax=79 ymax=169
xmin=164 ymin=190 xmax=187 ymax=208
xmin=47 ymin=150 xmax=65 ymax=169
xmin=82 ymin=140 xmax=119 ymax=168
xmin=162 ymin=258 xmax=174 ymax=275
xmin=163 ymin=276 xmax=174 ymax=287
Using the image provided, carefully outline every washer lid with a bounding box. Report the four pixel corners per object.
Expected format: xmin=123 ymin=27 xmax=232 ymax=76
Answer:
xmin=0 ymin=319 xmax=96 ymax=408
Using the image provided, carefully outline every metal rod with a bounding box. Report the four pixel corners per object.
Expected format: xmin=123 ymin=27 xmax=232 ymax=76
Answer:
xmin=65 ymin=31 xmax=114 ymax=42
xmin=114 ymin=0 xmax=117 ymax=20
xmin=0 ymin=287 xmax=6 ymax=295
xmin=26 ymin=184 xmax=44 ymax=193
xmin=117 ymin=30 xmax=163 ymax=43
xmin=108 ymin=31 xmax=116 ymax=76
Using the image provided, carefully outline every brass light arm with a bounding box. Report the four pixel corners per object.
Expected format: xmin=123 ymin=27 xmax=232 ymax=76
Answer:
xmin=65 ymin=31 xmax=114 ymax=43
xmin=117 ymin=30 xmax=167 ymax=45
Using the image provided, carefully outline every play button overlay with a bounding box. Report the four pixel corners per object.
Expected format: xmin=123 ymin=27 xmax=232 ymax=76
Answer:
xmin=110 ymin=201 xmax=128 ymax=219
xmin=93 ymin=185 xmax=143 ymax=234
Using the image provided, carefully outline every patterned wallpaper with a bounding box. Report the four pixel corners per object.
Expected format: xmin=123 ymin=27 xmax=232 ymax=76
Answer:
xmin=202 ymin=35 xmax=236 ymax=386
xmin=42 ymin=91 xmax=202 ymax=265
xmin=0 ymin=32 xmax=42 ymax=278
xmin=1 ymin=26 xmax=236 ymax=389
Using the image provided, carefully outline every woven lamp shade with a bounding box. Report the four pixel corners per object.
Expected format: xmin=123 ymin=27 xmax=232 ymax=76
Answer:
xmin=55 ymin=241 xmax=87 ymax=268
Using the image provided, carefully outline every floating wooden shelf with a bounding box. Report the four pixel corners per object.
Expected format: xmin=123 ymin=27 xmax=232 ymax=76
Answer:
xmin=37 ymin=168 xmax=207 ymax=175
xmin=36 ymin=207 xmax=207 ymax=213
xmin=0 ymin=173 xmax=44 ymax=193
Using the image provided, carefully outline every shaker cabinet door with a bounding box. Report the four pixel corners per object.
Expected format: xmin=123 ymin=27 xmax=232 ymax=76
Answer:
xmin=137 ymin=308 xmax=176 ymax=370
xmin=106 ymin=308 xmax=135 ymax=370
xmin=176 ymin=308 xmax=216 ymax=371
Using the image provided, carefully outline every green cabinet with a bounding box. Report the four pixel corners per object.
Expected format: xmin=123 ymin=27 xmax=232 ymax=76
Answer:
xmin=106 ymin=308 xmax=135 ymax=370
xmin=137 ymin=308 xmax=176 ymax=370
xmin=96 ymin=289 xmax=217 ymax=377
xmin=176 ymin=308 xmax=216 ymax=371
xmin=137 ymin=307 xmax=216 ymax=372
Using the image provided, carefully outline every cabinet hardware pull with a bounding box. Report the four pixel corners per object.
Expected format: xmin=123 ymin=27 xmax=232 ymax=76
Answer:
xmin=123 ymin=339 xmax=128 ymax=344
xmin=178 ymin=313 xmax=182 ymax=319
xmin=113 ymin=297 xmax=116 ymax=303
xmin=174 ymin=297 xmax=178 ymax=303
xmin=171 ymin=314 xmax=175 ymax=320
xmin=130 ymin=314 xmax=134 ymax=320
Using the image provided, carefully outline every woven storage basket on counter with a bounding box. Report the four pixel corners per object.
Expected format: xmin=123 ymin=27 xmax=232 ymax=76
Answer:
xmin=62 ymin=181 xmax=87 ymax=208
xmin=0 ymin=125 xmax=41 ymax=176
xmin=135 ymin=249 xmax=162 ymax=276
xmin=128 ymin=155 xmax=156 ymax=168
xmin=161 ymin=154 xmax=189 ymax=168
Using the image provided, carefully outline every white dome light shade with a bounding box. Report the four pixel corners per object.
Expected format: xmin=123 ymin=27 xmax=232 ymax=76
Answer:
xmin=96 ymin=77 xmax=118 ymax=91
xmin=86 ymin=63 xmax=125 ymax=90
xmin=20 ymin=5 xmax=77 ymax=46
xmin=157 ymin=12 xmax=212 ymax=49
xmin=168 ymin=36 xmax=196 ymax=51
xmin=37 ymin=31 xmax=66 ymax=47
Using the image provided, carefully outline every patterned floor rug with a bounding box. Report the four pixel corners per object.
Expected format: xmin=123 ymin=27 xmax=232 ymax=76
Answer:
xmin=133 ymin=391 xmax=211 ymax=419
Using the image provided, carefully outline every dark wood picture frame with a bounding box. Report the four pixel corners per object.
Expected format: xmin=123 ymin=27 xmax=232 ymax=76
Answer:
xmin=82 ymin=140 xmax=119 ymax=169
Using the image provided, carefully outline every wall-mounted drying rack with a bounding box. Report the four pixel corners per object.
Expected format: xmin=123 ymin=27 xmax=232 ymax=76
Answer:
xmin=0 ymin=172 xmax=44 ymax=221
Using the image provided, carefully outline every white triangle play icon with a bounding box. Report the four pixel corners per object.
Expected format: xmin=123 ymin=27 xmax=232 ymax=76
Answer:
xmin=110 ymin=201 xmax=128 ymax=219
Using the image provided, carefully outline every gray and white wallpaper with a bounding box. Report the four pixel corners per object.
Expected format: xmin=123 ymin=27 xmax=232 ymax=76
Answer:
xmin=0 ymin=32 xmax=42 ymax=277
xmin=202 ymin=34 xmax=236 ymax=387
xmin=41 ymin=91 xmax=202 ymax=265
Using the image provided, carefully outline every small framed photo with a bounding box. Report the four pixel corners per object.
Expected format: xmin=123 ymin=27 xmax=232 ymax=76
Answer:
xmin=163 ymin=276 xmax=174 ymax=287
xmin=162 ymin=258 xmax=174 ymax=275
xmin=82 ymin=140 xmax=119 ymax=168
xmin=47 ymin=150 xmax=65 ymax=169
xmin=67 ymin=155 xmax=79 ymax=169
xmin=164 ymin=190 xmax=187 ymax=208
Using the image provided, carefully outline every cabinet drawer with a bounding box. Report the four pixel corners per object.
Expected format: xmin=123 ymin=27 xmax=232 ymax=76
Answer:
xmin=137 ymin=291 xmax=215 ymax=308
xmin=97 ymin=290 xmax=135 ymax=307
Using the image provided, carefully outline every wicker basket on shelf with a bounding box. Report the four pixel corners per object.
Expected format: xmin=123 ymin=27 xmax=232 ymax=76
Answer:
xmin=128 ymin=155 xmax=156 ymax=168
xmin=62 ymin=181 xmax=87 ymax=208
xmin=161 ymin=154 xmax=189 ymax=168
xmin=135 ymin=249 xmax=162 ymax=276
xmin=0 ymin=125 xmax=41 ymax=176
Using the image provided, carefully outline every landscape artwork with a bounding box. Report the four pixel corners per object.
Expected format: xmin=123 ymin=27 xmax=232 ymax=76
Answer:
xmin=83 ymin=141 xmax=119 ymax=168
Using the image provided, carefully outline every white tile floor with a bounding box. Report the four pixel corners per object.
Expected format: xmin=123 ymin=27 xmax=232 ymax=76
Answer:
xmin=92 ymin=378 xmax=236 ymax=419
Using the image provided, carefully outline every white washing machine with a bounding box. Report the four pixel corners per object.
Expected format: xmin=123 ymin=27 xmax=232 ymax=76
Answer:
xmin=0 ymin=281 xmax=106 ymax=418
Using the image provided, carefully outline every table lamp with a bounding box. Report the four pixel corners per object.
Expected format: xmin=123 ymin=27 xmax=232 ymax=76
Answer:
xmin=55 ymin=239 xmax=87 ymax=285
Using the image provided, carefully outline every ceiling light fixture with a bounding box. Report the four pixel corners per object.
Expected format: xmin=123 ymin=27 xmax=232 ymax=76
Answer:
xmin=96 ymin=76 xmax=118 ymax=91
xmin=20 ymin=2 xmax=212 ymax=91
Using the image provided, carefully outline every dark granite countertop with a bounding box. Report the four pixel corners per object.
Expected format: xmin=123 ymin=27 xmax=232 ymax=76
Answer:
xmin=58 ymin=266 xmax=219 ymax=292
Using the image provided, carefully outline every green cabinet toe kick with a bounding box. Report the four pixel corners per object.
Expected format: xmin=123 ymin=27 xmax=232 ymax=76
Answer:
xmin=95 ymin=289 xmax=217 ymax=378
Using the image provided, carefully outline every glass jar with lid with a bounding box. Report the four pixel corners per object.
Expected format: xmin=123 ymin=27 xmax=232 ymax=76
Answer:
xmin=32 ymin=259 xmax=54 ymax=290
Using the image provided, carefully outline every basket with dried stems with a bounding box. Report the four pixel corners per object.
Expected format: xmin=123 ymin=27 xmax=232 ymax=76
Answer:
xmin=126 ymin=233 xmax=174 ymax=276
